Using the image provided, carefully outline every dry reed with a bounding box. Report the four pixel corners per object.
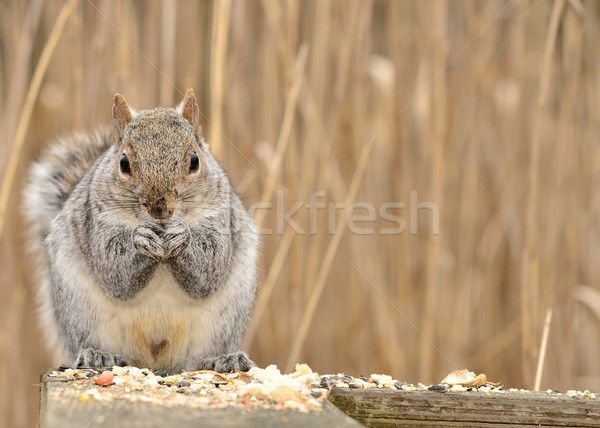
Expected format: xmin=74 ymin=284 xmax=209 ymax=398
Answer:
xmin=1 ymin=1 xmax=600 ymax=427
xmin=0 ymin=0 xmax=75 ymax=241
xmin=534 ymin=308 xmax=553 ymax=391
xmin=209 ymin=0 xmax=232 ymax=159
xmin=521 ymin=0 xmax=564 ymax=386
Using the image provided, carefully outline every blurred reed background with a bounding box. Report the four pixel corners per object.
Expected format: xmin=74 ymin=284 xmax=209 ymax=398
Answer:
xmin=2 ymin=0 xmax=600 ymax=426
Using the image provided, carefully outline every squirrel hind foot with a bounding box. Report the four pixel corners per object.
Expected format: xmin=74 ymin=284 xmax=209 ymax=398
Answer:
xmin=75 ymin=348 xmax=128 ymax=368
xmin=184 ymin=352 xmax=255 ymax=373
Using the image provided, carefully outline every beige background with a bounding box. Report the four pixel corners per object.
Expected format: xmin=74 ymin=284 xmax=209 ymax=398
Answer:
xmin=2 ymin=0 xmax=600 ymax=426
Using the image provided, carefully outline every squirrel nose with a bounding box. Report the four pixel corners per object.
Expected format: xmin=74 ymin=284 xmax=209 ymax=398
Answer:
xmin=149 ymin=197 xmax=171 ymax=220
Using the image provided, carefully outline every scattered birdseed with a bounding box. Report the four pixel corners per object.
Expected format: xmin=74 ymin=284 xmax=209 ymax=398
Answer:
xmin=49 ymin=364 xmax=599 ymax=414
xmin=144 ymin=377 xmax=159 ymax=387
xmin=93 ymin=371 xmax=114 ymax=386
xmin=429 ymin=385 xmax=447 ymax=393
xmin=128 ymin=367 xmax=144 ymax=379
xmin=450 ymin=385 xmax=468 ymax=393
xmin=112 ymin=366 xmax=128 ymax=376
xmin=53 ymin=364 xmax=329 ymax=413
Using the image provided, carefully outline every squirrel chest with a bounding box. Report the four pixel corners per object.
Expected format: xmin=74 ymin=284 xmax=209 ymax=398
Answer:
xmin=89 ymin=265 xmax=215 ymax=370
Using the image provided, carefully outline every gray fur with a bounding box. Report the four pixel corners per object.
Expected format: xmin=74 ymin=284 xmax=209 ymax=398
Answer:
xmin=184 ymin=352 xmax=254 ymax=372
xmin=77 ymin=348 xmax=128 ymax=368
xmin=23 ymin=90 xmax=258 ymax=373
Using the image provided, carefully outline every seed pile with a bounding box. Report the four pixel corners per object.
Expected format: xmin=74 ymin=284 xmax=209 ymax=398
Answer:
xmin=47 ymin=364 xmax=330 ymax=412
xmin=46 ymin=365 xmax=598 ymax=412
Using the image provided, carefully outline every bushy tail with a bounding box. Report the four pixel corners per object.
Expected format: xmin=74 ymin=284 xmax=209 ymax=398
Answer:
xmin=21 ymin=126 xmax=113 ymax=363
xmin=22 ymin=126 xmax=113 ymax=243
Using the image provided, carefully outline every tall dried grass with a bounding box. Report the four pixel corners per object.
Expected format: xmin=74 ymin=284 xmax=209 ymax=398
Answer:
xmin=2 ymin=1 xmax=600 ymax=427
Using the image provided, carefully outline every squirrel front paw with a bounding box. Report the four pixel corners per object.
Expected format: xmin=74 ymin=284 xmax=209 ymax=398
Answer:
xmin=75 ymin=348 xmax=128 ymax=368
xmin=133 ymin=221 xmax=167 ymax=260
xmin=163 ymin=220 xmax=191 ymax=258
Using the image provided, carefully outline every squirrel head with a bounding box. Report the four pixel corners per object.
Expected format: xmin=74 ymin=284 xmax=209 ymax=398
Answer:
xmin=112 ymin=89 xmax=208 ymax=222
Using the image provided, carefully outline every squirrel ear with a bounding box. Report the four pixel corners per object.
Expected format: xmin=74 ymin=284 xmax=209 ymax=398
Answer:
xmin=180 ymin=89 xmax=204 ymax=145
xmin=113 ymin=93 xmax=132 ymax=144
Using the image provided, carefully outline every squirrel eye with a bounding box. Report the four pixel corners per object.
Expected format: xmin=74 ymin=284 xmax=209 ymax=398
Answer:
xmin=120 ymin=154 xmax=131 ymax=174
xmin=189 ymin=153 xmax=199 ymax=173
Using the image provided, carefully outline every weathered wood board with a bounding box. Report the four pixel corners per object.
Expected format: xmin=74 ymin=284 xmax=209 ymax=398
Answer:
xmin=328 ymin=387 xmax=600 ymax=427
xmin=39 ymin=372 xmax=363 ymax=428
xmin=40 ymin=370 xmax=600 ymax=428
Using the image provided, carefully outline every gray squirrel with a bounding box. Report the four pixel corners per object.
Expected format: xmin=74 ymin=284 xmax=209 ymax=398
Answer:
xmin=23 ymin=89 xmax=258 ymax=372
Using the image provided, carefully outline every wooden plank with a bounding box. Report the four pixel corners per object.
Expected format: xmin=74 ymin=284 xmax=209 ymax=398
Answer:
xmin=41 ymin=369 xmax=600 ymax=427
xmin=39 ymin=372 xmax=364 ymax=428
xmin=328 ymin=387 xmax=600 ymax=427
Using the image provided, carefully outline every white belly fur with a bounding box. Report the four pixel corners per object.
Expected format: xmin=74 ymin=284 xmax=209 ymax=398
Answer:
xmin=82 ymin=264 xmax=221 ymax=370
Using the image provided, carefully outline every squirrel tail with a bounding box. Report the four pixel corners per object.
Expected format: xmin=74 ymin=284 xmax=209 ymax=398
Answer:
xmin=22 ymin=126 xmax=113 ymax=242
xmin=22 ymin=127 xmax=113 ymax=364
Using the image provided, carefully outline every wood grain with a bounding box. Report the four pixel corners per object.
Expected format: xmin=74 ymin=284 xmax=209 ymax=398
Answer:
xmin=328 ymin=387 xmax=600 ymax=427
